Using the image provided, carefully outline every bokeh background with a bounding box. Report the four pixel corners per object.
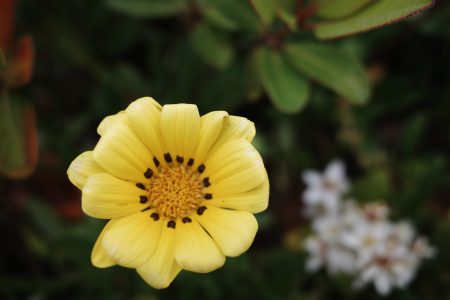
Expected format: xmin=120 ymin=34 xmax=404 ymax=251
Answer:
xmin=1 ymin=0 xmax=450 ymax=299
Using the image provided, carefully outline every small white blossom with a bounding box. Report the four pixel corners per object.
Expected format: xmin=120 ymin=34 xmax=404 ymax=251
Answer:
xmin=355 ymin=243 xmax=417 ymax=295
xmin=362 ymin=202 xmax=390 ymax=222
xmin=412 ymin=236 xmax=436 ymax=259
xmin=341 ymin=221 xmax=392 ymax=267
xmin=389 ymin=221 xmax=415 ymax=245
xmin=340 ymin=200 xmax=365 ymax=229
xmin=301 ymin=160 xmax=435 ymax=296
xmin=326 ymin=246 xmax=357 ymax=274
xmin=302 ymin=160 xmax=350 ymax=216
xmin=311 ymin=214 xmax=358 ymax=274
xmin=304 ymin=236 xmax=325 ymax=272
xmin=312 ymin=214 xmax=343 ymax=243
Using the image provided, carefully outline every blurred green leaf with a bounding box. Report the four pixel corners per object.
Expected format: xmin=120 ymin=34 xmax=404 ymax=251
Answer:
xmin=351 ymin=168 xmax=390 ymax=201
xmin=276 ymin=0 xmax=297 ymax=31
xmin=22 ymin=227 xmax=48 ymax=257
xmin=400 ymin=113 xmax=427 ymax=155
xmin=255 ymin=211 xmax=275 ymax=231
xmin=106 ymin=0 xmax=186 ymax=18
xmin=418 ymin=5 xmax=450 ymax=38
xmin=201 ymin=1 xmax=239 ymax=31
xmin=25 ymin=198 xmax=63 ymax=240
xmin=314 ymin=0 xmax=435 ymax=39
xmin=197 ymin=63 xmax=247 ymax=111
xmin=284 ymin=42 xmax=370 ymax=104
xmin=206 ymin=0 xmax=262 ymax=33
xmin=190 ymin=25 xmax=234 ymax=69
xmin=111 ymin=63 xmax=149 ymax=96
xmin=131 ymin=295 xmax=159 ymax=300
xmin=248 ymin=0 xmax=277 ymax=25
xmin=0 ymin=93 xmax=32 ymax=178
xmin=48 ymin=18 xmax=107 ymax=79
xmin=401 ymin=155 xmax=447 ymax=188
xmin=277 ymin=9 xmax=297 ymax=31
xmin=254 ymin=48 xmax=310 ymax=113
xmin=396 ymin=155 xmax=447 ymax=216
xmin=316 ymin=0 xmax=372 ymax=19
xmin=244 ymin=58 xmax=263 ymax=101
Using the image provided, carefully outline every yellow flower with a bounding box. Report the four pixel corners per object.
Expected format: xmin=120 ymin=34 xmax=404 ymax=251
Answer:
xmin=67 ymin=97 xmax=269 ymax=289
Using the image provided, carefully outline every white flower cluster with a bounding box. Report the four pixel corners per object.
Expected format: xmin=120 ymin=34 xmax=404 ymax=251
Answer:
xmin=301 ymin=160 xmax=435 ymax=296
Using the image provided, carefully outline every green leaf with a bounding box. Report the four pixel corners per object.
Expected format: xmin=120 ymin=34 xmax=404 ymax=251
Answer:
xmin=277 ymin=9 xmax=297 ymax=31
xmin=206 ymin=0 xmax=262 ymax=33
xmin=254 ymin=48 xmax=310 ymax=113
xmin=0 ymin=93 xmax=26 ymax=176
xmin=316 ymin=0 xmax=372 ymax=19
xmin=190 ymin=25 xmax=234 ymax=69
xmin=25 ymin=198 xmax=63 ymax=240
xmin=106 ymin=0 xmax=186 ymax=18
xmin=244 ymin=60 xmax=263 ymax=101
xmin=22 ymin=227 xmax=48 ymax=257
xmin=248 ymin=0 xmax=277 ymax=25
xmin=314 ymin=0 xmax=435 ymax=39
xmin=276 ymin=0 xmax=297 ymax=31
xmin=201 ymin=2 xmax=239 ymax=31
xmin=255 ymin=211 xmax=275 ymax=231
xmin=400 ymin=113 xmax=428 ymax=154
xmin=0 ymin=94 xmax=38 ymax=179
xmin=351 ymin=168 xmax=390 ymax=202
xmin=284 ymin=42 xmax=370 ymax=104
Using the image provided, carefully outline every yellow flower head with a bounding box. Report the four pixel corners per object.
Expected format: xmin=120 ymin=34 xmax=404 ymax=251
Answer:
xmin=67 ymin=97 xmax=269 ymax=289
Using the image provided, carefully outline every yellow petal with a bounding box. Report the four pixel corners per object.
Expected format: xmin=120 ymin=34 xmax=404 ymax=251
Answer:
xmin=204 ymin=139 xmax=266 ymax=194
xmin=93 ymin=122 xmax=156 ymax=183
xmin=126 ymin=97 xmax=166 ymax=164
xmin=208 ymin=116 xmax=255 ymax=157
xmin=195 ymin=206 xmax=258 ymax=257
xmin=67 ymin=151 xmax=103 ymax=190
xmin=174 ymin=219 xmax=225 ymax=273
xmin=91 ymin=219 xmax=118 ymax=268
xmin=102 ymin=210 xmax=162 ymax=268
xmin=136 ymin=221 xmax=182 ymax=289
xmin=97 ymin=111 xmax=131 ymax=136
xmin=160 ymin=104 xmax=200 ymax=162
xmin=82 ymin=173 xmax=147 ymax=219
xmin=193 ymin=111 xmax=228 ymax=168
xmin=207 ymin=175 xmax=269 ymax=213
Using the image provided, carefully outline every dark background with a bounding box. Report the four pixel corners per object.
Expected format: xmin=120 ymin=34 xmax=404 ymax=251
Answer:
xmin=1 ymin=0 xmax=450 ymax=299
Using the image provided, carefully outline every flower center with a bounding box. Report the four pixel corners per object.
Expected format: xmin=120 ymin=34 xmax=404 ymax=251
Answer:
xmin=363 ymin=235 xmax=375 ymax=247
xmin=149 ymin=164 xmax=204 ymax=219
xmin=322 ymin=179 xmax=337 ymax=192
xmin=374 ymin=256 xmax=391 ymax=268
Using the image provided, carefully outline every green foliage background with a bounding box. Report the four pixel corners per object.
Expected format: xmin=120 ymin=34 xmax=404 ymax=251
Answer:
xmin=1 ymin=0 xmax=450 ymax=299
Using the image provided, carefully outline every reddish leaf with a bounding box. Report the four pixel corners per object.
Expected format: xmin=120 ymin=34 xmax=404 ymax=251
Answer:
xmin=55 ymin=197 xmax=84 ymax=221
xmin=0 ymin=0 xmax=16 ymax=53
xmin=8 ymin=36 xmax=34 ymax=87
